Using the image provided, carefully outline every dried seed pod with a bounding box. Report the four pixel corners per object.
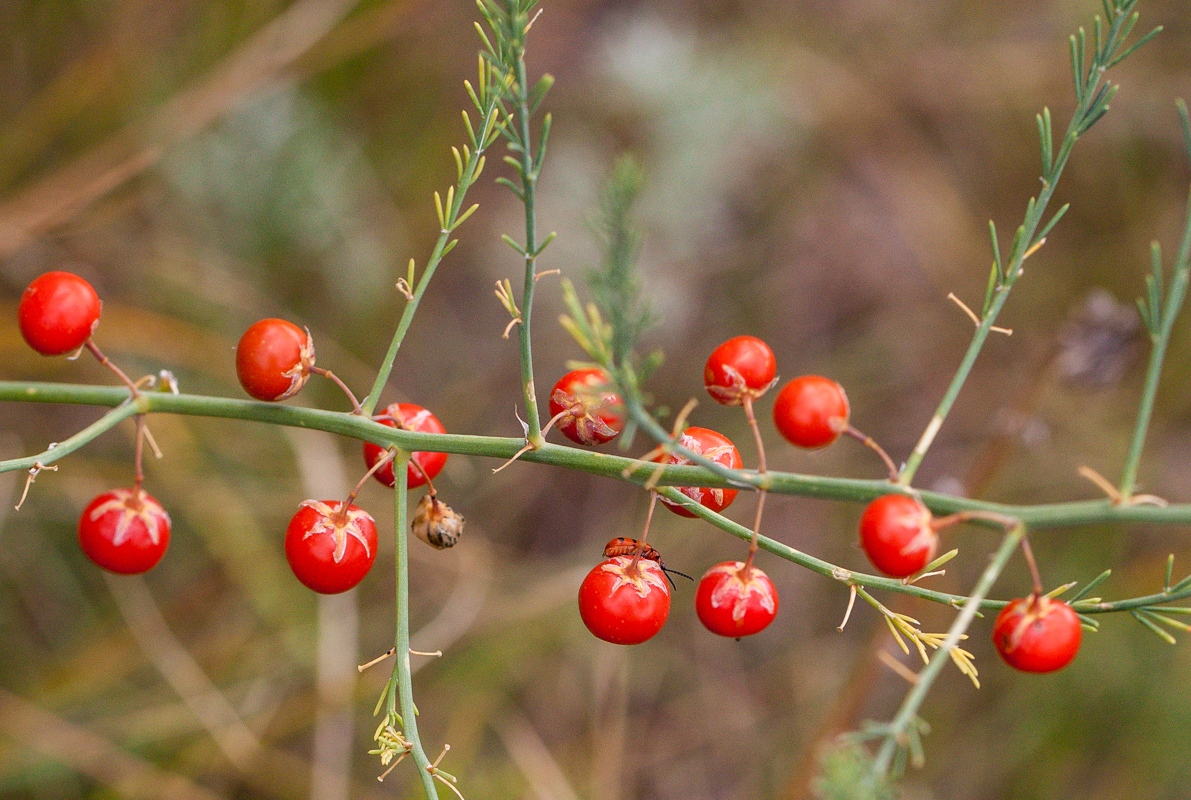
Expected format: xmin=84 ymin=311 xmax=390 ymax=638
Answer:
xmin=411 ymin=494 xmax=464 ymax=549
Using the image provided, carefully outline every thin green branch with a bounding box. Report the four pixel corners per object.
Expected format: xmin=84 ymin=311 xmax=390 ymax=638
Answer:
xmin=1120 ymin=105 xmax=1191 ymax=498
xmin=0 ymin=401 xmax=141 ymax=473
xmin=898 ymin=2 xmax=1156 ymax=486
xmin=362 ymin=61 xmax=502 ymax=416
xmin=484 ymin=0 xmax=551 ymax=444
xmin=511 ymin=19 xmax=546 ymax=445
xmin=390 ymin=451 xmax=440 ymax=798
xmin=869 ymin=523 xmax=1025 ymax=779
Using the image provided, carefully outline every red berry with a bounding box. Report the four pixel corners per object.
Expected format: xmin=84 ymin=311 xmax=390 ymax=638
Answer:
xmin=772 ymin=375 xmax=850 ymax=449
xmin=992 ymin=596 xmax=1082 ymax=673
xmin=653 ymin=426 xmax=743 ymax=518
xmin=78 ymin=489 xmax=171 ymax=575
xmin=235 ymin=318 xmax=315 ymax=401
xmin=363 ymin=403 xmax=448 ymax=489
xmin=703 ymin=336 xmax=777 ymax=406
xmin=695 ymin=561 xmax=780 ymax=637
xmin=18 ymin=271 xmax=102 ymax=356
xmin=859 ymin=494 xmax=937 ymax=578
xmin=285 ymin=500 xmax=378 ymax=594
xmin=548 ymin=368 xmax=624 ymax=445
xmin=578 ymin=556 xmax=671 ymax=644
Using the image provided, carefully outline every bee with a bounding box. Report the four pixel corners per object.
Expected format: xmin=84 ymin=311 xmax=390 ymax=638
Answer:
xmin=602 ymin=537 xmax=694 ymax=589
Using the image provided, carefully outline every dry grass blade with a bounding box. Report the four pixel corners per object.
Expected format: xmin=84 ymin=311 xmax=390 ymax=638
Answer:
xmin=0 ymin=689 xmax=229 ymax=800
xmin=0 ymin=0 xmax=363 ymax=259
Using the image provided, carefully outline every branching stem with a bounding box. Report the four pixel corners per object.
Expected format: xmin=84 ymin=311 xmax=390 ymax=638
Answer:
xmin=898 ymin=3 xmax=1151 ymax=487
xmin=870 ymin=523 xmax=1025 ymax=779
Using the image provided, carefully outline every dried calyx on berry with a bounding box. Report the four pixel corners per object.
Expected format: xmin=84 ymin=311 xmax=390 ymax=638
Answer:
xmin=412 ymin=494 xmax=465 ymax=549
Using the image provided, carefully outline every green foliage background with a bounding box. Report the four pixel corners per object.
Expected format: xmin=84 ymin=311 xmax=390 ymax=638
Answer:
xmin=1 ymin=1 xmax=1190 ymax=798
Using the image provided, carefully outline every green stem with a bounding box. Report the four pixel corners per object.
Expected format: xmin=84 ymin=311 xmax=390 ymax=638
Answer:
xmin=391 ymin=450 xmax=440 ymax=798
xmin=9 ymin=382 xmax=1191 ymax=532
xmin=871 ymin=523 xmax=1026 ymax=777
xmin=898 ymin=5 xmax=1139 ymax=487
xmin=362 ymin=103 xmax=500 ymax=417
xmin=1 ymin=400 xmax=141 ymax=473
xmin=1120 ymin=187 xmax=1191 ymax=498
xmin=512 ymin=23 xmax=543 ymax=444
xmin=3 ymin=381 xmax=1189 ymax=615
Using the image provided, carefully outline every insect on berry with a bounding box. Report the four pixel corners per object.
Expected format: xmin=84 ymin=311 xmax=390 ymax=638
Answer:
xmin=772 ymin=375 xmax=850 ymax=449
xmin=992 ymin=595 xmax=1082 ymax=673
xmin=78 ymin=488 xmax=171 ymax=575
xmin=859 ymin=494 xmax=937 ymax=578
xmin=695 ymin=561 xmax=780 ymax=637
xmin=285 ymin=499 xmax=378 ymax=594
xmin=703 ymin=336 xmax=778 ymax=406
xmin=236 ymin=318 xmax=315 ymax=401
xmin=652 ymin=427 xmax=743 ymax=517
xmin=602 ymin=537 xmax=693 ymax=589
xmin=548 ymin=368 xmax=624 ymax=445
xmin=578 ymin=556 xmax=671 ymax=645
xmin=18 ymin=271 xmax=102 ymax=356
xmin=363 ymin=403 xmax=448 ymax=489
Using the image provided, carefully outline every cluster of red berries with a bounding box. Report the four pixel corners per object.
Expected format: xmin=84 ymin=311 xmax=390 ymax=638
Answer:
xmin=18 ymin=271 xmax=174 ymax=575
xmin=16 ymin=274 xmax=453 ymax=594
xmin=235 ymin=318 xmax=452 ymax=594
xmin=16 ymin=275 xmax=1079 ymax=671
xmin=556 ymin=335 xmax=1081 ymax=672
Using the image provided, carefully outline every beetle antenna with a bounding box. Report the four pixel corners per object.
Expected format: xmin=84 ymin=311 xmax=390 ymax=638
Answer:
xmin=661 ymin=565 xmax=694 ymax=588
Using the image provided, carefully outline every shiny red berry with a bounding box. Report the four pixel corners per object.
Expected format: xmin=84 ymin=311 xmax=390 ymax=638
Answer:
xmin=703 ymin=336 xmax=777 ymax=406
xmin=653 ymin=426 xmax=743 ymax=517
xmin=772 ymin=375 xmax=850 ymax=449
xmin=992 ymin=596 xmax=1082 ymax=673
xmin=285 ymin=500 xmax=378 ymax=594
xmin=578 ymin=557 xmax=671 ymax=645
xmin=235 ymin=318 xmax=315 ymax=401
xmin=859 ymin=494 xmax=937 ymax=577
xmin=695 ymin=562 xmax=780 ymax=637
xmin=363 ymin=403 xmax=448 ymax=489
xmin=548 ymin=368 xmax=624 ymax=445
xmin=18 ymin=271 xmax=102 ymax=356
xmin=78 ymin=489 xmax=171 ymax=575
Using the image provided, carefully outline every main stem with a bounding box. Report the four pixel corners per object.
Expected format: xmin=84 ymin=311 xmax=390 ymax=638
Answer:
xmin=392 ymin=450 xmax=439 ymax=798
xmin=871 ymin=522 xmax=1026 ymax=777
xmin=514 ymin=49 xmax=543 ymax=444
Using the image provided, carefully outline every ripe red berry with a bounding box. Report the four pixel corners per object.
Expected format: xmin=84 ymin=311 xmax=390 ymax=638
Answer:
xmin=858 ymin=494 xmax=937 ymax=577
xmin=548 ymin=368 xmax=624 ymax=445
xmin=78 ymin=489 xmax=171 ymax=575
xmin=653 ymin=426 xmax=743 ymax=517
xmin=695 ymin=562 xmax=780 ymax=637
xmin=235 ymin=318 xmax=315 ymax=401
xmin=18 ymin=271 xmax=102 ymax=356
xmin=992 ymin=596 xmax=1082 ymax=673
xmin=578 ymin=556 xmax=671 ymax=645
xmin=363 ymin=403 xmax=449 ymax=489
xmin=772 ymin=375 xmax=850 ymax=449
xmin=285 ymin=500 xmax=378 ymax=594
xmin=703 ymin=336 xmax=777 ymax=406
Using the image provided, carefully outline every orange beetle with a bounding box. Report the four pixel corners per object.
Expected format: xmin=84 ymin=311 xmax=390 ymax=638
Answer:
xmin=602 ymin=538 xmax=693 ymax=589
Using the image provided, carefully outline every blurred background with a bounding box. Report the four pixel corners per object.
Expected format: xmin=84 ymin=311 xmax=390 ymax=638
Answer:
xmin=1 ymin=0 xmax=1190 ymax=797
